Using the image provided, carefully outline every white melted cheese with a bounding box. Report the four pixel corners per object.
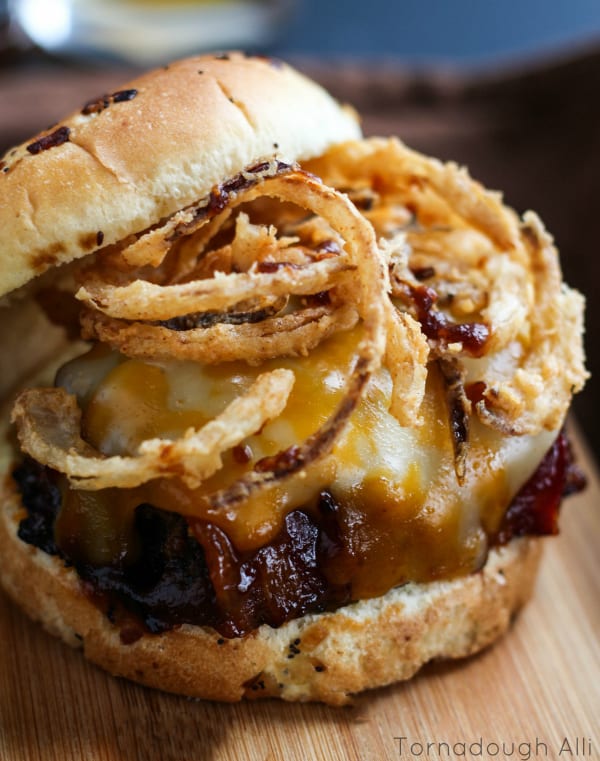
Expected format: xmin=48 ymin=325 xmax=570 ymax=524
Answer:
xmin=55 ymin=329 xmax=557 ymax=567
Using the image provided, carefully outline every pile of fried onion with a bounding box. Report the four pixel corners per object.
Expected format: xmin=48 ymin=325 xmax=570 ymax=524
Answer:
xmin=12 ymin=139 xmax=588 ymax=505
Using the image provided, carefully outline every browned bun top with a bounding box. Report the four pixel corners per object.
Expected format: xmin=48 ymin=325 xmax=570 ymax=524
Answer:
xmin=0 ymin=52 xmax=361 ymax=299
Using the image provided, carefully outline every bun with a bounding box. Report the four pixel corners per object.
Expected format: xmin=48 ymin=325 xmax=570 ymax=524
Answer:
xmin=0 ymin=456 xmax=541 ymax=705
xmin=0 ymin=52 xmax=360 ymax=299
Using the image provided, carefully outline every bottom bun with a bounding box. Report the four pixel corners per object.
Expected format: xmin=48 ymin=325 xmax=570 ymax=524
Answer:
xmin=0 ymin=473 xmax=542 ymax=705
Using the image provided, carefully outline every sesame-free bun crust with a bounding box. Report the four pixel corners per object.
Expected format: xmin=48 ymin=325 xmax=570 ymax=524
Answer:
xmin=0 ymin=53 xmax=360 ymax=299
xmin=0 ymin=455 xmax=542 ymax=705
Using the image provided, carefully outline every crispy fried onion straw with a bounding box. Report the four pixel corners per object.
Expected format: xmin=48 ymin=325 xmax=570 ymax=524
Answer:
xmin=474 ymin=212 xmax=588 ymax=435
xmin=308 ymin=138 xmax=587 ymax=437
xmin=384 ymin=302 xmax=429 ymax=427
xmin=15 ymin=162 xmax=389 ymax=504
xmin=77 ymin=256 xmax=353 ymax=321
xmin=81 ymin=304 xmax=359 ymax=364
xmin=12 ymin=370 xmax=294 ymax=490
xmin=78 ymin=164 xmax=383 ymax=367
xmin=12 ymin=144 xmax=588 ymax=504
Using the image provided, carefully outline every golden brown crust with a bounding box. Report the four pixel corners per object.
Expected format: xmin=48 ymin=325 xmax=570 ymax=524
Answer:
xmin=0 ymin=463 xmax=542 ymax=705
xmin=0 ymin=53 xmax=360 ymax=299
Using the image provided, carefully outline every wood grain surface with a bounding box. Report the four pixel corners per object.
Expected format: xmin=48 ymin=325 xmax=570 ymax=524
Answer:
xmin=0 ymin=425 xmax=598 ymax=761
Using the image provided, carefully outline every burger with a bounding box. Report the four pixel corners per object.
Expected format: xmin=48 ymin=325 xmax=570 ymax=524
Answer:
xmin=0 ymin=52 xmax=588 ymax=704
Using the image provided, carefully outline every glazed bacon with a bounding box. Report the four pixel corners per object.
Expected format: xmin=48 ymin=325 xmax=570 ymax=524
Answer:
xmin=391 ymin=279 xmax=490 ymax=358
xmin=13 ymin=430 xmax=584 ymax=638
xmin=496 ymin=431 xmax=586 ymax=544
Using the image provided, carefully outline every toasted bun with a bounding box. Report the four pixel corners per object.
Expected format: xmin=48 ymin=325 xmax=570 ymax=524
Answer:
xmin=0 ymin=457 xmax=541 ymax=705
xmin=0 ymin=52 xmax=360 ymax=299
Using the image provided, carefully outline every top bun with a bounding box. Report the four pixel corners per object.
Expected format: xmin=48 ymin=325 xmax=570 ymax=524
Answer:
xmin=0 ymin=52 xmax=360 ymax=299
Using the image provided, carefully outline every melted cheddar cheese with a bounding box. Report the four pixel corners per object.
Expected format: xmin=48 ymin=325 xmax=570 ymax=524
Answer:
xmin=55 ymin=328 xmax=556 ymax=597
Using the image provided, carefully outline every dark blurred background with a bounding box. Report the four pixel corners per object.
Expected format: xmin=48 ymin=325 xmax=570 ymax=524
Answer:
xmin=1 ymin=0 xmax=598 ymax=456
xmin=276 ymin=0 xmax=600 ymax=63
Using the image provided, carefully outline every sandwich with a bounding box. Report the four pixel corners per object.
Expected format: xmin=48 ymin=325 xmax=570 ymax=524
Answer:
xmin=0 ymin=52 xmax=588 ymax=705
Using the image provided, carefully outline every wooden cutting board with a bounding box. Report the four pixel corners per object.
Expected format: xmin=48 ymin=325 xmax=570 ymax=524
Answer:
xmin=1 ymin=426 xmax=598 ymax=761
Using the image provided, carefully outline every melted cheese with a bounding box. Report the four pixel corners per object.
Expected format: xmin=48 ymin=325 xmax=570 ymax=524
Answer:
xmin=55 ymin=329 xmax=556 ymax=594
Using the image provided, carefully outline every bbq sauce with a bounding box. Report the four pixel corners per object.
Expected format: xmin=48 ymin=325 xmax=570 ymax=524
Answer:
xmin=400 ymin=282 xmax=490 ymax=357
